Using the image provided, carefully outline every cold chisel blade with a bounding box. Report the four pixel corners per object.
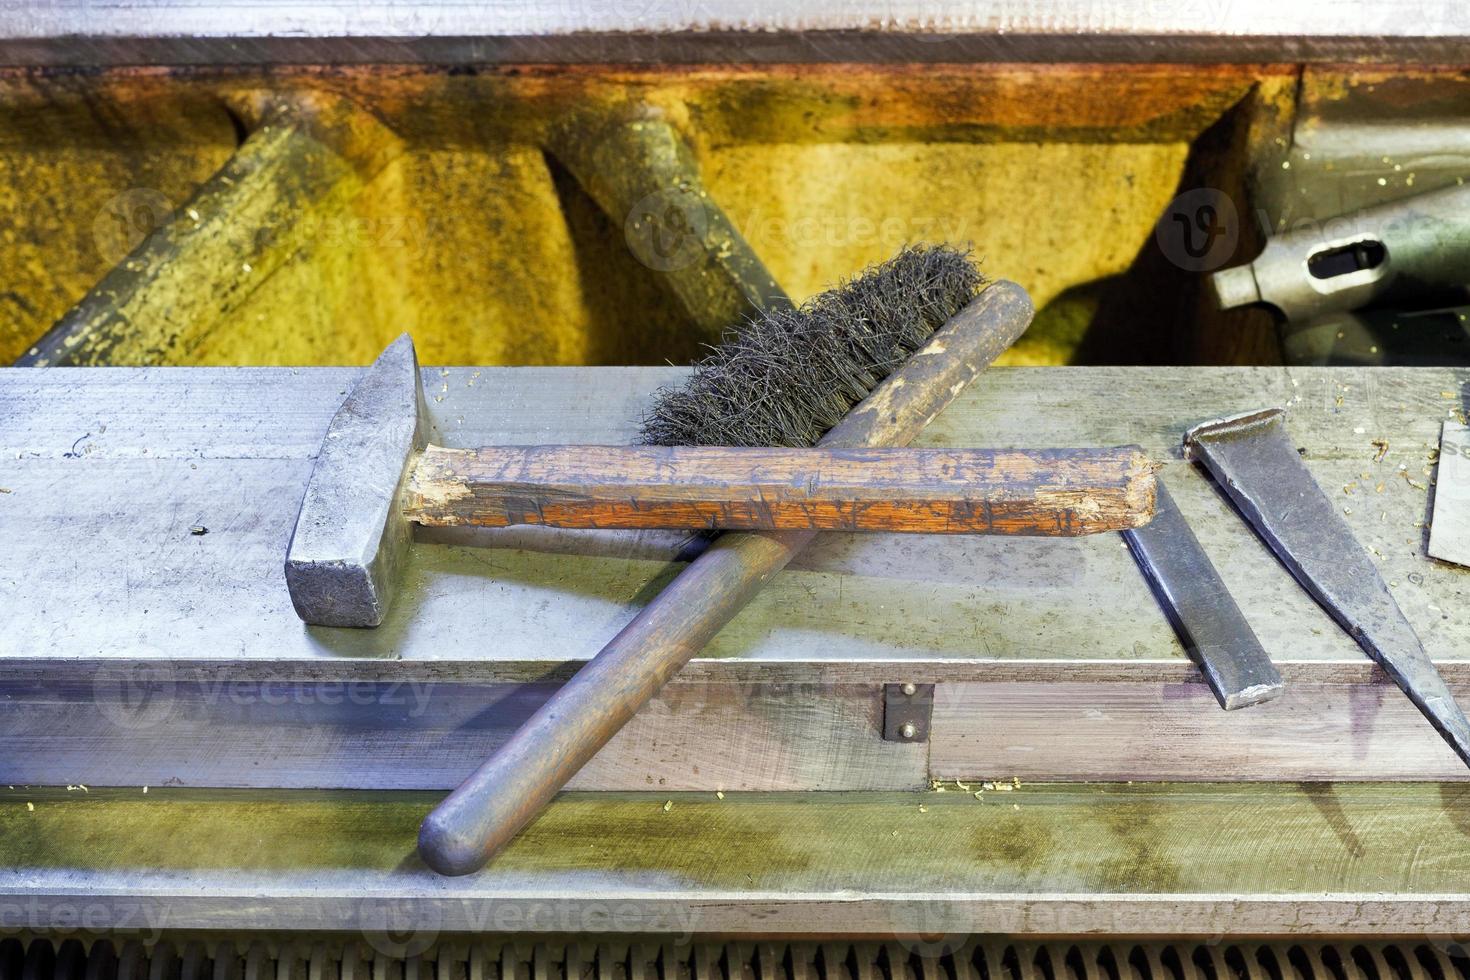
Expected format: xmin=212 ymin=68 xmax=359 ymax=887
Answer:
xmin=1186 ymin=407 xmax=1470 ymax=769
xmin=1124 ymin=477 xmax=1283 ymax=710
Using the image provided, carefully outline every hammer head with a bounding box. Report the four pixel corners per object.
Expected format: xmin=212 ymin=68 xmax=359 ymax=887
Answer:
xmin=285 ymin=334 xmax=427 ymax=627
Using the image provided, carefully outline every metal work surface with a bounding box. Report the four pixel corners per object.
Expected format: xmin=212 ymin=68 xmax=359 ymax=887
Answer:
xmin=4 ymin=364 xmax=1466 ymax=677
xmin=2 ymin=1 xmax=1469 ymax=65
xmin=5 ymin=365 xmax=1470 ymax=789
xmin=4 ymin=784 xmax=1470 ymax=934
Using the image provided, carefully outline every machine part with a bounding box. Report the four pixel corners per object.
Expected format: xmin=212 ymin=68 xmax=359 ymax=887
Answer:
xmin=883 ymin=682 xmax=935 ymax=742
xmin=548 ymin=111 xmax=788 ymax=341
xmin=1429 ymin=421 xmax=1470 ymax=568
xmin=1122 ymin=478 xmax=1282 ymax=710
xmin=10 ymin=936 xmax=1470 ymax=980
xmin=1185 ymin=408 xmax=1470 ymax=769
xmin=1210 ymin=183 xmax=1470 ymax=324
xmin=417 ymin=279 xmax=1035 ymax=876
xmin=13 ymin=95 xmax=400 ymax=367
xmin=1280 ymin=304 xmax=1470 ymax=366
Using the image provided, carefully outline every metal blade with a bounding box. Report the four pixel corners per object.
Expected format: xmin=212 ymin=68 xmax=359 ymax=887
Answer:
xmin=1123 ymin=477 xmax=1283 ymax=710
xmin=1186 ymin=408 xmax=1470 ymax=768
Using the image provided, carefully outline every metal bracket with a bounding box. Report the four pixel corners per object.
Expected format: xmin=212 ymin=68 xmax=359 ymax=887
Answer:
xmin=882 ymin=682 xmax=934 ymax=742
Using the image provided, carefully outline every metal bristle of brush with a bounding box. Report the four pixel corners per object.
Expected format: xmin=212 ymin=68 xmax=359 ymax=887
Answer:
xmin=640 ymin=244 xmax=985 ymax=448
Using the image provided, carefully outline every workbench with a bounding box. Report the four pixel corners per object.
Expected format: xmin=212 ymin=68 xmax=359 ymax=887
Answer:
xmin=3 ymin=363 xmax=1470 ymax=934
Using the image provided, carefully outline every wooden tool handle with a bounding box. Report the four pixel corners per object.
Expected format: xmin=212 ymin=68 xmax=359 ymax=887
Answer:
xmin=417 ymin=281 xmax=1035 ymax=876
xmin=404 ymin=444 xmax=1155 ymax=535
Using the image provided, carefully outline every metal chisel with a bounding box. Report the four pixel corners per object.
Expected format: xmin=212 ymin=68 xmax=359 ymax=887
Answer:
xmin=1186 ymin=408 xmax=1470 ymax=768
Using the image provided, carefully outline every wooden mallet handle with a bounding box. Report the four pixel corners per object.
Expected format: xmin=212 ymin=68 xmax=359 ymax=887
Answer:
xmin=417 ymin=280 xmax=1036 ymax=876
xmin=404 ymin=444 xmax=1155 ymax=535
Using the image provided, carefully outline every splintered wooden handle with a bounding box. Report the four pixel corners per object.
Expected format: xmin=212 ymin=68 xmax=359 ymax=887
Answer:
xmin=403 ymin=444 xmax=1156 ymax=535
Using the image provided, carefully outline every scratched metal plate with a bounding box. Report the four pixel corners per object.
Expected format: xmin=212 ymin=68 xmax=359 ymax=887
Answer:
xmin=1430 ymin=421 xmax=1470 ymax=567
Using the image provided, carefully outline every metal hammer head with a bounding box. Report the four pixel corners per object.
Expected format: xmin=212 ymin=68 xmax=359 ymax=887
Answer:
xmin=285 ymin=334 xmax=427 ymax=627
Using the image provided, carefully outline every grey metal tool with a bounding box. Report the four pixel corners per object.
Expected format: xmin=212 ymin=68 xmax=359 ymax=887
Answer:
xmin=284 ymin=335 xmax=427 ymax=628
xmin=1123 ymin=478 xmax=1283 ymax=710
xmin=1211 ymin=183 xmax=1470 ymax=322
xmin=1185 ymin=408 xmax=1470 ymax=768
xmin=284 ymin=333 xmax=1154 ymax=628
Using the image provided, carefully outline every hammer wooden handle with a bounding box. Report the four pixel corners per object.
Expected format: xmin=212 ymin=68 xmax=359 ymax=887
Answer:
xmin=418 ymin=280 xmax=1037 ymax=876
xmin=404 ymin=445 xmax=1155 ymax=535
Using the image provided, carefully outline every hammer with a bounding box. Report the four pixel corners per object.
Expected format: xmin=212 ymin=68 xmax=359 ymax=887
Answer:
xmin=284 ymin=334 xmax=1154 ymax=627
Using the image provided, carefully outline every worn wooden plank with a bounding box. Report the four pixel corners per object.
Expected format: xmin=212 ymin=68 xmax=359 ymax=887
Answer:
xmin=931 ymin=680 xmax=1470 ymax=782
xmin=2 ymin=365 xmax=1466 ymax=679
xmin=404 ymin=445 xmax=1155 ymax=534
xmin=4 ymin=783 xmax=1470 ymax=934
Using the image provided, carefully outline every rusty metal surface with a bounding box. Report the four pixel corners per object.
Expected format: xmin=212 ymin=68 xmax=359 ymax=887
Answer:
xmin=0 ymin=62 xmax=1247 ymax=367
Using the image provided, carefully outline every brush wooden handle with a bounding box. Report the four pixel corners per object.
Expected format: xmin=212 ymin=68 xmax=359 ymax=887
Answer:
xmin=417 ymin=280 xmax=1037 ymax=877
xmin=404 ymin=444 xmax=1155 ymax=535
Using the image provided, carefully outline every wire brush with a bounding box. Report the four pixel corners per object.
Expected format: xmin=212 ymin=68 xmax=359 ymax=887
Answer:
xmin=640 ymin=244 xmax=984 ymax=448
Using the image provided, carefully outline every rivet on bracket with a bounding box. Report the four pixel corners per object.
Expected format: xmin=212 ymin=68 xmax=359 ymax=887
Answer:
xmin=883 ymin=682 xmax=934 ymax=742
